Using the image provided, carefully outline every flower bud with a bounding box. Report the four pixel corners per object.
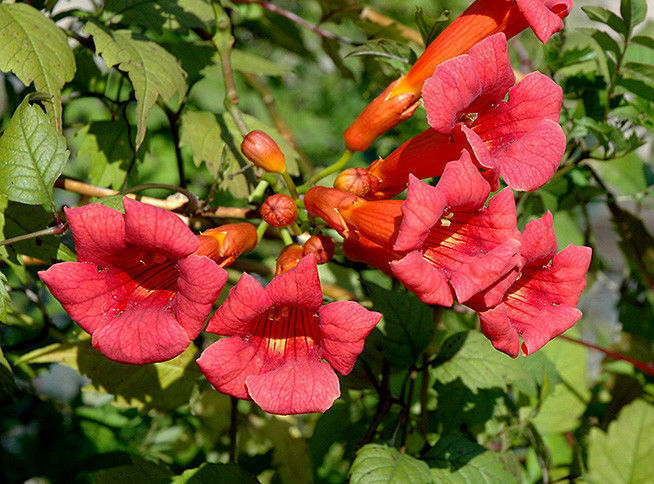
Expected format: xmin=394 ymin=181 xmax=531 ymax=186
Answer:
xmin=275 ymin=244 xmax=304 ymax=275
xmin=197 ymin=223 xmax=258 ymax=267
xmin=334 ymin=167 xmax=378 ymax=198
xmin=241 ymin=130 xmax=286 ymax=173
xmin=303 ymin=234 xmax=335 ymax=264
xmin=261 ymin=194 xmax=297 ymax=228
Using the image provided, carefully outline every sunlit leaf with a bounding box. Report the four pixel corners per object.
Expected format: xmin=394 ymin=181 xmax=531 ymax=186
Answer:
xmin=586 ymin=399 xmax=654 ymax=484
xmin=83 ymin=22 xmax=187 ymax=150
xmin=0 ymin=97 xmax=69 ymax=207
xmin=231 ymin=49 xmax=289 ymax=77
xmin=0 ymin=3 xmax=75 ymax=130
xmin=431 ymin=332 xmax=531 ymax=392
xmin=350 ymin=444 xmax=431 ymax=484
xmin=179 ymin=110 xmax=223 ymax=177
xmin=620 ymin=0 xmax=647 ymax=32
xmin=582 ymin=6 xmax=627 ymax=37
xmin=428 ymin=434 xmax=518 ymax=484
xmin=17 ymin=340 xmax=201 ymax=411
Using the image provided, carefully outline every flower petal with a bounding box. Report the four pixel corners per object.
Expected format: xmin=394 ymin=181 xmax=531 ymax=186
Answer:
xmin=516 ymin=0 xmax=567 ymax=43
xmin=478 ymin=304 xmax=521 ymax=358
xmin=197 ymin=337 xmax=264 ymax=399
xmin=467 ymin=33 xmax=515 ymax=111
xmin=245 ymin=358 xmax=340 ymax=415
xmin=318 ymin=301 xmax=381 ymax=375
xmin=390 ymin=251 xmax=454 ymax=306
xmin=123 ymin=197 xmax=198 ymax=259
xmin=423 ymin=55 xmax=481 ymax=133
xmin=520 ymin=211 xmax=558 ymax=266
xmin=39 ymin=262 xmax=115 ymax=334
xmin=174 ymin=255 xmax=228 ymax=339
xmin=91 ymin=303 xmax=191 ymax=364
xmin=265 ymin=255 xmax=323 ymax=311
xmin=206 ymin=272 xmax=271 ymax=336
xmin=64 ymin=205 xmax=126 ymax=266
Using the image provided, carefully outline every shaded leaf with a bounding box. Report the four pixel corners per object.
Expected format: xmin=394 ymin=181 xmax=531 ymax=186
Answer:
xmin=414 ymin=7 xmax=449 ymax=46
xmin=428 ymin=434 xmax=518 ymax=484
xmin=632 ymin=35 xmax=654 ymax=50
xmin=0 ymin=270 xmax=8 ymax=324
xmin=172 ymin=463 xmax=258 ymax=484
xmin=231 ymin=49 xmax=289 ymax=77
xmin=93 ymin=454 xmax=172 ymax=483
xmin=179 ymin=110 xmax=223 ymax=177
xmin=260 ymin=418 xmax=313 ymax=484
xmin=431 ymin=332 xmax=531 ymax=392
xmin=83 ymin=22 xmax=187 ymax=150
xmin=17 ymin=340 xmax=200 ymax=411
xmin=350 ymin=444 xmax=432 ymax=484
xmin=0 ymin=3 xmax=75 ymax=130
xmin=582 ymin=6 xmax=627 ymax=37
xmin=3 ymin=202 xmax=64 ymax=263
xmin=0 ymin=97 xmax=69 ymax=206
xmin=586 ymin=399 xmax=654 ymax=484
xmin=624 ymin=62 xmax=654 ymax=82
xmin=620 ymin=0 xmax=647 ymax=32
xmin=104 ymin=0 xmax=213 ymax=32
xmin=618 ymin=77 xmax=654 ymax=102
xmin=0 ymin=343 xmax=16 ymax=396
xmin=364 ymin=282 xmax=434 ymax=368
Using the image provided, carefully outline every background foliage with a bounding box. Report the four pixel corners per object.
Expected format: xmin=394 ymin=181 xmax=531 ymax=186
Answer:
xmin=1 ymin=0 xmax=654 ymax=482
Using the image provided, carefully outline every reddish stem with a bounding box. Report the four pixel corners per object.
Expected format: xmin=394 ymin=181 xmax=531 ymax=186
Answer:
xmin=559 ymin=335 xmax=654 ymax=376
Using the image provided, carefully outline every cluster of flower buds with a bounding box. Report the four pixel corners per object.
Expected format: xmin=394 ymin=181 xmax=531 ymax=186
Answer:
xmin=39 ymin=0 xmax=589 ymax=415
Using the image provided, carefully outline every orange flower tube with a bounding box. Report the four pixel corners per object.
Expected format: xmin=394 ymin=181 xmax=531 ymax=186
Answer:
xmin=344 ymin=0 xmax=573 ymax=152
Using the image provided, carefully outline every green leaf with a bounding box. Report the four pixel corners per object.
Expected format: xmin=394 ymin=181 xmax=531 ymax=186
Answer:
xmin=431 ymin=332 xmax=531 ymax=392
xmin=582 ymin=6 xmax=627 ymax=36
xmin=414 ymin=7 xmax=449 ymax=46
xmin=0 ymin=96 xmax=69 ymax=207
xmin=260 ymin=418 xmax=313 ymax=484
xmin=350 ymin=444 xmax=432 ymax=484
xmin=428 ymin=434 xmax=518 ymax=484
xmin=74 ymin=121 xmax=133 ymax=190
xmin=0 ymin=270 xmax=8 ymax=324
xmin=345 ymin=39 xmax=416 ymax=67
xmin=179 ymin=110 xmax=223 ymax=177
xmin=364 ymin=282 xmax=434 ymax=368
xmin=231 ymin=49 xmax=289 ymax=77
xmin=587 ymin=29 xmax=622 ymax=64
xmin=0 ymin=342 xmax=17 ymax=396
xmin=104 ymin=0 xmax=214 ymax=32
xmin=586 ymin=399 xmax=654 ymax=484
xmin=3 ymin=202 xmax=64 ymax=263
xmin=0 ymin=3 xmax=75 ymax=130
xmin=624 ymin=61 xmax=654 ymax=82
xmin=172 ymin=463 xmax=258 ymax=484
xmin=83 ymin=22 xmax=187 ymax=150
xmin=17 ymin=340 xmax=201 ymax=410
xmin=620 ymin=0 xmax=647 ymax=31
xmin=591 ymin=153 xmax=648 ymax=196
xmin=618 ymin=77 xmax=654 ymax=102
xmin=632 ymin=35 xmax=654 ymax=50
xmin=92 ymin=454 xmax=172 ymax=483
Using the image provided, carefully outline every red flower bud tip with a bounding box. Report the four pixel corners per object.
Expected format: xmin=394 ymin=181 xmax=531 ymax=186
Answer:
xmin=334 ymin=168 xmax=379 ymax=198
xmin=198 ymin=223 xmax=258 ymax=267
xmin=303 ymin=234 xmax=335 ymax=265
xmin=275 ymin=244 xmax=304 ymax=275
xmin=261 ymin=194 xmax=297 ymax=228
xmin=304 ymin=187 xmax=362 ymax=237
xmin=241 ymin=130 xmax=286 ymax=174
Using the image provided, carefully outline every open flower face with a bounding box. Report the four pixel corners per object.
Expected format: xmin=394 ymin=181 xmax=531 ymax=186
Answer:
xmin=197 ymin=255 xmax=381 ymax=415
xmin=39 ymin=199 xmax=228 ymax=364
xmin=468 ymin=212 xmax=592 ymax=357
xmin=362 ymin=33 xmax=565 ymax=199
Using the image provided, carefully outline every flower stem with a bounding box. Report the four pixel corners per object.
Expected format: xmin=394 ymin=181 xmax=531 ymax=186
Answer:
xmin=256 ymin=221 xmax=269 ymax=242
xmin=280 ymin=170 xmax=299 ymax=200
xmin=0 ymin=222 xmax=68 ymax=248
xmin=280 ymin=228 xmax=294 ymax=246
xmin=298 ymin=149 xmax=352 ymax=192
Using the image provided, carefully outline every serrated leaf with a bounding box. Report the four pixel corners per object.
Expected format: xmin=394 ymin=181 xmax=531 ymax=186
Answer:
xmin=428 ymin=434 xmax=518 ymax=484
xmin=0 ymin=97 xmax=69 ymax=207
xmin=104 ymin=0 xmax=213 ymax=32
xmin=75 ymin=121 xmax=132 ymax=190
xmin=586 ymin=399 xmax=654 ymax=484
xmin=431 ymin=332 xmax=531 ymax=392
xmin=171 ymin=463 xmax=258 ymax=484
xmin=365 ymin=282 xmax=434 ymax=368
xmin=231 ymin=49 xmax=289 ymax=77
xmin=350 ymin=444 xmax=432 ymax=484
xmin=0 ymin=3 xmax=75 ymax=130
xmin=582 ymin=6 xmax=627 ymax=36
xmin=179 ymin=110 xmax=223 ymax=176
xmin=83 ymin=22 xmax=187 ymax=150
xmin=17 ymin=340 xmax=200 ymax=410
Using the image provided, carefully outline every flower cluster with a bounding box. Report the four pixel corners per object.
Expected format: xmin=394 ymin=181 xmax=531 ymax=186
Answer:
xmin=39 ymin=0 xmax=589 ymax=416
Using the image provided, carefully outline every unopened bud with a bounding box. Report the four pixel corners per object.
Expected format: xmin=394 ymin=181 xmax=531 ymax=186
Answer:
xmin=334 ymin=168 xmax=378 ymax=198
xmin=303 ymin=234 xmax=335 ymax=264
xmin=241 ymin=130 xmax=286 ymax=173
xmin=261 ymin=194 xmax=297 ymax=228
xmin=276 ymin=244 xmax=304 ymax=275
xmin=196 ymin=223 xmax=258 ymax=267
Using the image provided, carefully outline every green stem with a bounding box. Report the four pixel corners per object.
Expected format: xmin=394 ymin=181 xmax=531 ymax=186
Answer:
xmin=280 ymin=170 xmax=299 ymax=200
xmin=0 ymin=222 xmax=68 ymax=248
xmin=280 ymin=228 xmax=294 ymax=245
xmin=256 ymin=221 xmax=268 ymax=242
xmin=298 ymin=149 xmax=352 ymax=192
xmin=248 ymin=180 xmax=269 ymax=204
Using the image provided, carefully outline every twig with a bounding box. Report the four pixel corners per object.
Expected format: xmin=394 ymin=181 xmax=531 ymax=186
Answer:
xmin=559 ymin=335 xmax=654 ymax=376
xmin=164 ymin=107 xmax=187 ymax=188
xmin=0 ymin=222 xmax=67 ymax=248
xmin=229 ymin=396 xmax=239 ymax=463
xmin=358 ymin=361 xmax=392 ymax=448
xmin=232 ymin=0 xmax=359 ymax=45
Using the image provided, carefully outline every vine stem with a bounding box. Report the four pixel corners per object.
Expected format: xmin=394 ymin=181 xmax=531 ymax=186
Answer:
xmin=229 ymin=397 xmax=239 ymax=463
xmin=298 ymin=149 xmax=352 ymax=192
xmin=0 ymin=222 xmax=68 ymax=248
xmin=559 ymin=335 xmax=654 ymax=376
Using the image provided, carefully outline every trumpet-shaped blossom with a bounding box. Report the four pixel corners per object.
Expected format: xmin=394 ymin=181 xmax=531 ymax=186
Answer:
xmin=307 ymin=154 xmax=522 ymax=306
xmin=38 ymin=199 xmax=248 ymax=364
xmin=359 ymin=33 xmax=565 ymax=199
xmin=197 ymin=255 xmax=381 ymax=415
xmin=468 ymin=212 xmax=592 ymax=357
xmin=344 ymin=0 xmax=573 ymax=152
